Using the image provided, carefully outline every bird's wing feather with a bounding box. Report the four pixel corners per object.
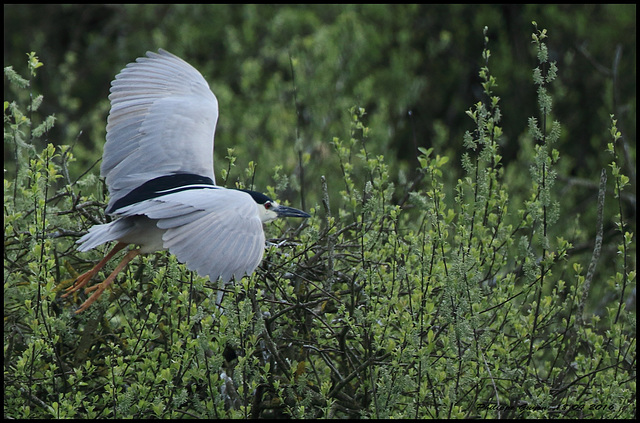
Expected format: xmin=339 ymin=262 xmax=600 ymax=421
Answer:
xmin=102 ymin=49 xmax=219 ymax=212
xmin=117 ymin=188 xmax=265 ymax=282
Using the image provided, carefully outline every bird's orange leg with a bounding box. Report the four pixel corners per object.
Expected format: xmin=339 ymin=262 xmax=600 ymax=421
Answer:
xmin=63 ymin=242 xmax=128 ymax=298
xmin=73 ymin=248 xmax=141 ymax=314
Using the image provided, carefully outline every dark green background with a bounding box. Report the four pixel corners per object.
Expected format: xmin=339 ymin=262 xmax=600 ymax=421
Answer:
xmin=5 ymin=4 xmax=635 ymax=197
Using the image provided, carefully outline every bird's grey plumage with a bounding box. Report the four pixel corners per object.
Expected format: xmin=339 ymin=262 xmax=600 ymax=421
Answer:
xmin=77 ymin=49 xmax=268 ymax=283
xmin=101 ymin=49 xmax=218 ymax=211
xmin=115 ymin=189 xmax=265 ymax=282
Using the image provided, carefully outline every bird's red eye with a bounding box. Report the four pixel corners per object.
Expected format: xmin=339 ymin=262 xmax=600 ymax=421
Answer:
xmin=264 ymin=202 xmax=272 ymax=210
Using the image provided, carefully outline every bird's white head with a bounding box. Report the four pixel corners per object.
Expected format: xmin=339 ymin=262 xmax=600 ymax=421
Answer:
xmin=240 ymin=190 xmax=310 ymax=223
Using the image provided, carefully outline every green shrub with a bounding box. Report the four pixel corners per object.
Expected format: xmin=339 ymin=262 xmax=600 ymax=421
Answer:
xmin=4 ymin=24 xmax=635 ymax=419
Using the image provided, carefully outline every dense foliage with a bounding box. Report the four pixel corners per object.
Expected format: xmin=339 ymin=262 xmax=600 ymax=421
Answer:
xmin=4 ymin=5 xmax=636 ymax=419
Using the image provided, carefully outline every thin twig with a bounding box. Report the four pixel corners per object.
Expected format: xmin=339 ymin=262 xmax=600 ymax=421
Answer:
xmin=576 ymin=169 xmax=606 ymax=327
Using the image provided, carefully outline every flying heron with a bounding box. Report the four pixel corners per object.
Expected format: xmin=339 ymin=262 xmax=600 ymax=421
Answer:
xmin=63 ymin=49 xmax=309 ymax=313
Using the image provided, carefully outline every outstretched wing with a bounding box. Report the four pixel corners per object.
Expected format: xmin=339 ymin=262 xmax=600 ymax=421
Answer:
xmin=102 ymin=49 xmax=219 ymax=213
xmin=116 ymin=188 xmax=265 ymax=283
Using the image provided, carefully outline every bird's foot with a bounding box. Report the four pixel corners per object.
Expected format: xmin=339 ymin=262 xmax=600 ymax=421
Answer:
xmin=62 ymin=268 xmax=99 ymax=298
xmin=72 ymin=248 xmax=141 ymax=314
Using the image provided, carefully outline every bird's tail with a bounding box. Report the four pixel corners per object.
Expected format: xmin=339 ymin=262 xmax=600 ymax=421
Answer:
xmin=77 ymin=219 xmax=133 ymax=252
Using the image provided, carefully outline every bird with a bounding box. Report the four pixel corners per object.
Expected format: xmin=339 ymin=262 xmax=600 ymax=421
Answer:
xmin=63 ymin=49 xmax=310 ymax=314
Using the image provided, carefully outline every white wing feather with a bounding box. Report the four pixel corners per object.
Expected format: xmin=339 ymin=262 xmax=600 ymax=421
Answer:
xmin=102 ymin=49 xmax=219 ymax=213
xmin=117 ymin=188 xmax=265 ymax=282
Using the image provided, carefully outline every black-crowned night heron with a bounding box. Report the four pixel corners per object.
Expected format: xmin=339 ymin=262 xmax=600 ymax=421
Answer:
xmin=63 ymin=49 xmax=309 ymax=313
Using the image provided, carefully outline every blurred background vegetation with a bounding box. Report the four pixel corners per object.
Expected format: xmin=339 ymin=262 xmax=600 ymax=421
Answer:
xmin=5 ymin=4 xmax=635 ymax=194
xmin=4 ymin=4 xmax=636 ymax=418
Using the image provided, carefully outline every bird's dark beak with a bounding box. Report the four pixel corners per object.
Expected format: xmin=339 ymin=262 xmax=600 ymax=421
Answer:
xmin=275 ymin=205 xmax=311 ymax=219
